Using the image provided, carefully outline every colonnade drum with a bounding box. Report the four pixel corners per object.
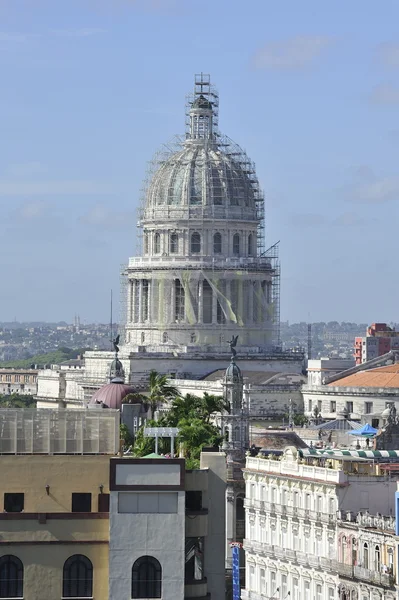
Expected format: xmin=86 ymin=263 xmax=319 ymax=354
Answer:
xmin=124 ymin=265 xmax=276 ymax=350
xmin=121 ymin=74 xmax=279 ymax=353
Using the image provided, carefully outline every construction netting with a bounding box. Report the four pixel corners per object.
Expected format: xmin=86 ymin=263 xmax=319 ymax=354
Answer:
xmin=0 ymin=408 xmax=119 ymax=455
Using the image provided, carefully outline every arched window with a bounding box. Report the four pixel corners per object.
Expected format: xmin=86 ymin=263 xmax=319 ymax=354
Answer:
xmin=341 ymin=536 xmax=347 ymax=563
xmin=154 ymin=232 xmax=161 ymax=254
xmin=0 ymin=555 xmax=23 ymax=598
xmin=132 ymin=556 xmax=162 ymax=598
xmin=375 ymin=545 xmax=381 ymax=571
xmin=191 ymin=232 xmax=201 ymax=254
xmin=170 ymin=233 xmax=178 ymax=254
xmin=63 ymin=555 xmax=93 ymax=598
xmin=233 ymin=233 xmax=240 ymax=256
xmin=141 ymin=332 xmax=145 ymax=344
xmin=162 ymin=332 xmax=168 ymax=343
xmin=248 ymin=234 xmax=253 ymax=256
xmin=213 ymin=232 xmax=222 ymax=254
xmin=363 ymin=542 xmax=369 ymax=569
xmin=352 ymin=538 xmax=357 ymax=566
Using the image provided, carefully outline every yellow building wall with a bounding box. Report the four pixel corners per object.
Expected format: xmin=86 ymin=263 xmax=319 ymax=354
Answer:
xmin=2 ymin=544 xmax=109 ymax=600
xmin=0 ymin=455 xmax=111 ymax=512
xmin=0 ymin=455 xmax=112 ymax=600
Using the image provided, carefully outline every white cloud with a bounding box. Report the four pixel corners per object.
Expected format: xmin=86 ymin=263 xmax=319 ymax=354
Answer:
xmin=0 ymin=180 xmax=114 ymax=196
xmin=51 ymin=28 xmax=106 ymax=38
xmin=348 ymin=176 xmax=399 ymax=204
xmin=370 ymin=84 xmax=399 ymax=105
xmin=251 ymin=35 xmax=333 ymax=71
xmin=16 ymin=200 xmax=48 ymax=220
xmin=377 ymin=42 xmax=399 ymax=68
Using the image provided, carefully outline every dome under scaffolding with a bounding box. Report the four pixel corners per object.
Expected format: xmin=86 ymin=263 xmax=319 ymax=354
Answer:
xmin=121 ymin=74 xmax=281 ymax=353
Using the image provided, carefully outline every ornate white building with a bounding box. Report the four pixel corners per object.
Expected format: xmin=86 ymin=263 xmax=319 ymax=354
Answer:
xmin=36 ymin=75 xmax=304 ymax=408
xmin=242 ymin=448 xmax=399 ymax=600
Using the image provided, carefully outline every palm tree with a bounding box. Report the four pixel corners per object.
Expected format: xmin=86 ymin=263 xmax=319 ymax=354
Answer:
xmin=200 ymin=393 xmax=227 ymax=423
xmin=147 ymin=370 xmax=180 ymax=415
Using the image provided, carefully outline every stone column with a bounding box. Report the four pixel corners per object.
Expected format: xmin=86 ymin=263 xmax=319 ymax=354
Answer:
xmin=127 ymin=281 xmax=133 ymax=323
xmin=225 ymin=280 xmax=231 ymax=322
xmin=170 ymin=279 xmax=176 ymax=323
xmin=254 ymin=279 xmax=263 ymax=323
xmin=138 ymin=279 xmax=143 ymax=323
xmin=212 ymin=288 xmax=218 ymax=324
xmin=133 ymin=281 xmax=137 ymax=323
xmin=147 ymin=280 xmax=151 ymax=323
xmin=197 ymin=279 xmax=203 ymax=324
xmin=248 ymin=280 xmax=254 ymax=323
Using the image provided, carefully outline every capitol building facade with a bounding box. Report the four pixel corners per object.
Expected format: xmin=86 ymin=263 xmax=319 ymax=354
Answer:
xmin=36 ymin=75 xmax=303 ymax=407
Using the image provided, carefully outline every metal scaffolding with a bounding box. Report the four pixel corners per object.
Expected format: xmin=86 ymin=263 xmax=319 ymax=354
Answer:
xmin=121 ymin=74 xmax=279 ymax=350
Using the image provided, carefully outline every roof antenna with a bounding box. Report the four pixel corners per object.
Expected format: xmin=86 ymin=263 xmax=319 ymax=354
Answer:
xmin=110 ymin=289 xmax=113 ymax=350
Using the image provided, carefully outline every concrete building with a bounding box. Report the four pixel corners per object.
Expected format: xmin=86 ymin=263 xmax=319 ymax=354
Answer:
xmin=302 ymin=351 xmax=399 ymax=423
xmin=109 ymin=453 xmax=226 ymax=600
xmin=35 ymin=74 xmax=304 ymax=409
xmin=0 ymin=408 xmax=226 ymax=600
xmin=307 ymin=358 xmax=355 ymax=387
xmin=0 ymin=368 xmax=38 ymax=395
xmin=242 ymin=447 xmax=399 ymax=600
xmin=355 ymin=323 xmax=399 ymax=365
xmin=0 ymin=407 xmax=118 ymax=600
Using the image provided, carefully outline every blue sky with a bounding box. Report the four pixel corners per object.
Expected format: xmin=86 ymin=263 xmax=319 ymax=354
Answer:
xmin=1 ymin=0 xmax=398 ymax=324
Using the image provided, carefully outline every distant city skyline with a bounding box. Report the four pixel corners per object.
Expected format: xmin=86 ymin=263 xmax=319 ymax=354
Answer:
xmin=1 ymin=0 xmax=398 ymax=323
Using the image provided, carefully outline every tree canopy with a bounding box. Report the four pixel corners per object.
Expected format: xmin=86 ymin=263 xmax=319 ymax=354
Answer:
xmin=0 ymin=347 xmax=91 ymax=369
xmin=0 ymin=394 xmax=36 ymax=408
xmin=131 ymin=390 xmax=225 ymax=468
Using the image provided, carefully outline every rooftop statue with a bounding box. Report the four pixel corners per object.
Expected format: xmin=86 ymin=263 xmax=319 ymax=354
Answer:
xmin=113 ymin=334 xmax=120 ymax=354
xmin=228 ymin=335 xmax=239 ymax=359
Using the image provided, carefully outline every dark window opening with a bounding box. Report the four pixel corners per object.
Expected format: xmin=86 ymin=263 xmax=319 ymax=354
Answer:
xmin=170 ymin=233 xmax=178 ymax=254
xmin=248 ymin=234 xmax=253 ymax=256
xmin=202 ymin=281 xmax=212 ymax=324
xmin=233 ymin=233 xmax=240 ymax=256
xmin=185 ymin=538 xmax=204 ymax=582
xmin=63 ymin=554 xmax=93 ymax=598
xmin=98 ymin=493 xmax=110 ymax=512
xmin=236 ymin=497 xmax=245 ymax=520
xmin=0 ymin=555 xmax=23 ymax=598
xmin=191 ymin=232 xmax=201 ymax=254
xmin=4 ymin=493 xmax=24 ymax=513
xmin=186 ymin=491 xmax=202 ymax=511
xmin=213 ymin=232 xmax=222 ymax=254
xmin=154 ymin=232 xmax=161 ymax=254
xmin=132 ymin=556 xmax=162 ymax=599
xmin=174 ymin=279 xmax=185 ymax=322
xmin=72 ymin=493 xmax=92 ymax=513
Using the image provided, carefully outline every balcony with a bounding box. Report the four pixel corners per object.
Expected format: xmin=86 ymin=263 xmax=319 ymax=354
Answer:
xmin=332 ymin=561 xmax=353 ymax=577
xmin=245 ymin=457 xmax=347 ymax=484
xmin=285 ymin=549 xmax=296 ymax=561
xmin=353 ymin=566 xmax=394 ymax=587
xmin=296 ymin=551 xmax=308 ymax=566
xmin=307 ymin=554 xmax=320 ymax=568
xmin=185 ymin=579 xmax=208 ymax=599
